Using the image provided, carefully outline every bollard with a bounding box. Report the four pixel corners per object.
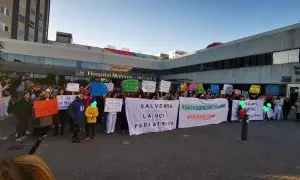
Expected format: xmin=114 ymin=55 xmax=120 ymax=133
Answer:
xmin=241 ymin=116 xmax=248 ymax=141
xmin=28 ymin=135 xmax=47 ymax=154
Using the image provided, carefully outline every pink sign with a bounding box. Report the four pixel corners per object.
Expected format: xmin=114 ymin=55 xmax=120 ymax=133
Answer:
xmin=189 ymin=83 xmax=197 ymax=91
xmin=234 ymin=89 xmax=241 ymax=95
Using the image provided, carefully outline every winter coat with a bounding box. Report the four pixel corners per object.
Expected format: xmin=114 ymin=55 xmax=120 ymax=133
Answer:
xmin=85 ymin=106 xmax=99 ymax=123
xmin=73 ymin=100 xmax=86 ymax=117
xmin=13 ymin=98 xmax=33 ymax=119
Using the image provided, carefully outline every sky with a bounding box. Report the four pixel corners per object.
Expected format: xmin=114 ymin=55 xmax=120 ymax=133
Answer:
xmin=48 ymin=0 xmax=300 ymax=55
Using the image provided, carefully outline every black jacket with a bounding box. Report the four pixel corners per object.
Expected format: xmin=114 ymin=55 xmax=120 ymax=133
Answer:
xmin=13 ymin=98 xmax=33 ymax=118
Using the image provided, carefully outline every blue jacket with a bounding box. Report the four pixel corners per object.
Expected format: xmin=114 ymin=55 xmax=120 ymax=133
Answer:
xmin=73 ymin=100 xmax=86 ymax=117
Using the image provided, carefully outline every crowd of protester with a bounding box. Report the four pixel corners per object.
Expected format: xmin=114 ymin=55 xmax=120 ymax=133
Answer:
xmin=0 ymin=74 xmax=295 ymax=144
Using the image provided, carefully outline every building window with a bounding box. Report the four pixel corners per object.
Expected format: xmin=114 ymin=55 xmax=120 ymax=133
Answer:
xmin=31 ymin=8 xmax=36 ymax=15
xmin=8 ymin=53 xmax=25 ymax=62
xmin=223 ymin=60 xmax=230 ymax=69
xmin=25 ymin=55 xmax=45 ymax=64
xmin=5 ymin=8 xmax=9 ymax=16
xmin=45 ymin=58 xmax=77 ymax=68
xmin=18 ymin=30 xmax=25 ymax=37
xmin=28 ymin=33 xmax=35 ymax=41
xmin=34 ymin=74 xmax=47 ymax=78
xmin=18 ymin=14 xmax=25 ymax=23
xmin=0 ymin=7 xmax=9 ymax=16
xmin=0 ymin=22 xmax=8 ymax=32
xmin=29 ymin=20 xmax=35 ymax=28
xmin=0 ymin=7 xmax=4 ymax=14
xmin=81 ymin=62 xmax=110 ymax=70
xmin=250 ymin=55 xmax=257 ymax=66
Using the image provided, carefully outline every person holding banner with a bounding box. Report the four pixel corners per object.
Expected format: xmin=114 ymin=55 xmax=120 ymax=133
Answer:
xmin=106 ymin=94 xmax=118 ymax=134
xmin=54 ymin=89 xmax=69 ymax=136
xmin=34 ymin=91 xmax=56 ymax=137
xmin=274 ymin=96 xmax=283 ymax=120
xmin=13 ymin=91 xmax=33 ymax=142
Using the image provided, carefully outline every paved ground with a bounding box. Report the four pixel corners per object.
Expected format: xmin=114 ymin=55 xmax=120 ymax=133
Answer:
xmin=0 ymin=117 xmax=300 ymax=180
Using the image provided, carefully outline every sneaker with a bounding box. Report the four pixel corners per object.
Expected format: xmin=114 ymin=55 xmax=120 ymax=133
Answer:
xmin=16 ymin=138 xmax=22 ymax=143
xmin=26 ymin=131 xmax=31 ymax=135
xmin=84 ymin=137 xmax=90 ymax=141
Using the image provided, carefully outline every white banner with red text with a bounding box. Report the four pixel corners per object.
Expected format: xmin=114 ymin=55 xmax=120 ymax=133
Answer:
xmin=231 ymin=100 xmax=264 ymax=121
xmin=178 ymin=97 xmax=229 ymax=128
xmin=125 ymin=98 xmax=179 ymax=136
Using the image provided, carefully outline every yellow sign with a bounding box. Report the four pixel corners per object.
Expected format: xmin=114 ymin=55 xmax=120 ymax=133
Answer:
xmin=181 ymin=83 xmax=188 ymax=92
xmin=249 ymin=85 xmax=261 ymax=94
xmin=111 ymin=65 xmax=133 ymax=72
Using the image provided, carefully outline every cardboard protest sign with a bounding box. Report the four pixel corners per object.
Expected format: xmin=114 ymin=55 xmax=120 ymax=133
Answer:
xmin=66 ymin=83 xmax=79 ymax=92
xmin=104 ymin=98 xmax=123 ymax=112
xmin=159 ymin=80 xmax=171 ymax=93
xmin=223 ymin=84 xmax=233 ymax=95
xmin=90 ymin=82 xmax=108 ymax=96
xmin=181 ymin=83 xmax=188 ymax=92
xmin=195 ymin=83 xmax=205 ymax=94
xmin=242 ymin=91 xmax=249 ymax=98
xmin=210 ymin=84 xmax=219 ymax=94
xmin=249 ymin=85 xmax=261 ymax=94
xmin=234 ymin=89 xmax=241 ymax=95
xmin=122 ymin=79 xmax=139 ymax=92
xmin=34 ymin=99 xmax=59 ymax=118
xmin=105 ymin=83 xmax=114 ymax=92
xmin=189 ymin=83 xmax=197 ymax=91
xmin=142 ymin=81 xmax=156 ymax=93
xmin=57 ymin=95 xmax=77 ymax=110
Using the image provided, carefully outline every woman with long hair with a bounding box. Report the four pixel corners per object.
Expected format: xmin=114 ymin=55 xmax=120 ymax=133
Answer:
xmin=0 ymin=155 xmax=55 ymax=180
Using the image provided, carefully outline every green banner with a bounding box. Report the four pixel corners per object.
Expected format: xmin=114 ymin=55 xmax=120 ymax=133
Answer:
xmin=195 ymin=83 xmax=205 ymax=94
xmin=122 ymin=79 xmax=139 ymax=92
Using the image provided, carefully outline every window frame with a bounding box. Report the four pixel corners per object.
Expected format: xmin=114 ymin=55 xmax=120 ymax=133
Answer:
xmin=18 ymin=14 xmax=25 ymax=23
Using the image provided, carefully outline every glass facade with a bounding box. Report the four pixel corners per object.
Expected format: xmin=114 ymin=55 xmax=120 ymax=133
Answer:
xmin=1 ymin=51 xmax=275 ymax=76
xmin=0 ymin=52 xmax=111 ymax=70
xmin=159 ymin=52 xmax=274 ymax=75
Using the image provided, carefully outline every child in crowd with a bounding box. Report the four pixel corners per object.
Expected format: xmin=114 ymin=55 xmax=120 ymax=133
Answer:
xmin=85 ymin=101 xmax=99 ymax=140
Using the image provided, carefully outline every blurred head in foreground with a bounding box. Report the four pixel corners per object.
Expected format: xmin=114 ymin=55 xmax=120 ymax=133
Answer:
xmin=0 ymin=155 xmax=55 ymax=180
